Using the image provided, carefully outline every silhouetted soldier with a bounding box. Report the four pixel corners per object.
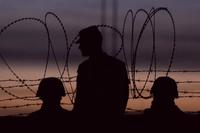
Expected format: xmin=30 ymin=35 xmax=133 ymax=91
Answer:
xmin=29 ymin=77 xmax=68 ymax=118
xmin=28 ymin=77 xmax=71 ymax=131
xmin=73 ymin=26 xmax=129 ymax=124
xmin=144 ymin=76 xmax=185 ymax=130
xmin=145 ymin=76 xmax=184 ymax=116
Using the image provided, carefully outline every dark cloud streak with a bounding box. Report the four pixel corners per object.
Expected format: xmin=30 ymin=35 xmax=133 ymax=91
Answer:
xmin=0 ymin=0 xmax=200 ymax=68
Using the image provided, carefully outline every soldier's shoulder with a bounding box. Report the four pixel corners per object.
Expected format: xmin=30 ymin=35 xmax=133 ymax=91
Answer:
xmin=78 ymin=59 xmax=90 ymax=68
xmin=28 ymin=110 xmax=42 ymax=119
xmin=105 ymin=55 xmax=125 ymax=66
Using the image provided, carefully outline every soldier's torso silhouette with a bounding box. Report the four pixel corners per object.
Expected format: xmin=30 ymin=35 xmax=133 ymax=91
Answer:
xmin=74 ymin=52 xmax=129 ymax=118
xmin=144 ymin=100 xmax=184 ymax=118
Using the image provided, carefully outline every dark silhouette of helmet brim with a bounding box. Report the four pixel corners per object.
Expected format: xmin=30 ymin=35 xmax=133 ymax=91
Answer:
xmin=36 ymin=77 xmax=66 ymax=98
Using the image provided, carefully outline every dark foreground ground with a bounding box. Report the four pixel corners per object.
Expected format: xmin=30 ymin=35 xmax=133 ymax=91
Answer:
xmin=1 ymin=113 xmax=200 ymax=132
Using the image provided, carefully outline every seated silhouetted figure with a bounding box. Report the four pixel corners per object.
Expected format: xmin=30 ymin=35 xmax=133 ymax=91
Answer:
xmin=29 ymin=77 xmax=69 ymax=120
xmin=144 ymin=76 xmax=185 ymax=130
xmin=145 ymin=76 xmax=184 ymax=117
xmin=73 ymin=26 xmax=129 ymax=125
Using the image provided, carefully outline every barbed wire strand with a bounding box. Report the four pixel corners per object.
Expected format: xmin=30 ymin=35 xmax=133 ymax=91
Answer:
xmin=44 ymin=12 xmax=74 ymax=104
xmin=1 ymin=8 xmax=200 ymax=116
xmin=0 ymin=17 xmax=52 ymax=98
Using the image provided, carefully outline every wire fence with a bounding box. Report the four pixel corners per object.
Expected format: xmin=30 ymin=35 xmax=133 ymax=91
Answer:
xmin=0 ymin=7 xmax=200 ymax=116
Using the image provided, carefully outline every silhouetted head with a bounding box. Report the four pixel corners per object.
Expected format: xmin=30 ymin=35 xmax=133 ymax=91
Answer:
xmin=76 ymin=26 xmax=103 ymax=56
xmin=36 ymin=77 xmax=65 ymax=104
xmin=151 ymin=76 xmax=178 ymax=100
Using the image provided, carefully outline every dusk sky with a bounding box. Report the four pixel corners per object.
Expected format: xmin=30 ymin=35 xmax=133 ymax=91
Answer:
xmin=0 ymin=0 xmax=200 ymax=68
xmin=1 ymin=0 xmax=200 ymax=116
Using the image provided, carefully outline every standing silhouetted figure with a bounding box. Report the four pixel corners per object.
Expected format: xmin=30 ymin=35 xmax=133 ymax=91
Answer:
xmin=73 ymin=26 xmax=129 ymax=124
xmin=29 ymin=77 xmax=69 ymax=119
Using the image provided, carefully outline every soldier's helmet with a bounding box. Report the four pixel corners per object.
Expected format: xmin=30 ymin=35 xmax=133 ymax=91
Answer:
xmin=36 ymin=77 xmax=66 ymax=98
xmin=150 ymin=76 xmax=178 ymax=99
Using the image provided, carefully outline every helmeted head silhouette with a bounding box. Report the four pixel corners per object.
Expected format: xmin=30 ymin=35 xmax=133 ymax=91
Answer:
xmin=36 ymin=77 xmax=66 ymax=98
xmin=151 ymin=76 xmax=178 ymax=99
xmin=76 ymin=26 xmax=103 ymax=56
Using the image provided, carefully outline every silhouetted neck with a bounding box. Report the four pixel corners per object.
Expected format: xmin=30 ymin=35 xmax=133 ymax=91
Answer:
xmin=151 ymin=99 xmax=175 ymax=109
xmin=41 ymin=103 xmax=62 ymax=112
xmin=89 ymin=51 xmax=106 ymax=60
